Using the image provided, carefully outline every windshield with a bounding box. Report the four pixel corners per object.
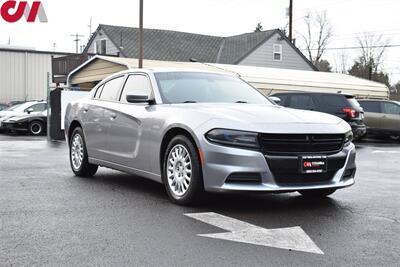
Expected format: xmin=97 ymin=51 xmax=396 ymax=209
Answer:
xmin=154 ymin=72 xmax=272 ymax=105
xmin=5 ymin=104 xmax=22 ymax=111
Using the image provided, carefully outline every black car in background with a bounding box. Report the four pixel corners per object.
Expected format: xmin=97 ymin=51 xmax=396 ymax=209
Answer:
xmin=271 ymin=92 xmax=367 ymax=139
xmin=1 ymin=112 xmax=47 ymax=135
xmin=0 ymin=103 xmax=8 ymax=111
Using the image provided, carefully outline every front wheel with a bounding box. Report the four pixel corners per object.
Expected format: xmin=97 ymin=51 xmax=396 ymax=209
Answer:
xmin=162 ymin=135 xmax=204 ymax=205
xmin=298 ymin=188 xmax=336 ymax=198
xmin=69 ymin=127 xmax=98 ymax=177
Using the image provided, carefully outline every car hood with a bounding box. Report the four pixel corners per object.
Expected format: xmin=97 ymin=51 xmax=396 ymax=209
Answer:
xmin=166 ymin=103 xmax=349 ymax=134
xmin=173 ymin=103 xmax=342 ymax=124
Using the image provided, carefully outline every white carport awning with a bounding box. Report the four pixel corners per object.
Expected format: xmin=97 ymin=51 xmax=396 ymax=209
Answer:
xmin=68 ymin=55 xmax=389 ymax=99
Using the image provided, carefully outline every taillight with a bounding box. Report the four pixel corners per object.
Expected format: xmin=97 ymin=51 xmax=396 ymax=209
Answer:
xmin=342 ymin=107 xmax=357 ymax=118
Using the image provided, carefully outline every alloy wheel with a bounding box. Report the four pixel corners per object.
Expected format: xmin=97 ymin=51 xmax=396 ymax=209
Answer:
xmin=71 ymin=133 xmax=84 ymax=170
xmin=166 ymin=144 xmax=192 ymax=197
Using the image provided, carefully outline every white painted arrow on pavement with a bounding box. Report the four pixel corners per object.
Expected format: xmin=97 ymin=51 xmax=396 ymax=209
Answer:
xmin=185 ymin=212 xmax=323 ymax=255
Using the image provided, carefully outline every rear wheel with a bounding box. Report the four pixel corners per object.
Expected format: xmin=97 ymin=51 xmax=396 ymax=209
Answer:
xmin=29 ymin=121 xmax=44 ymax=135
xmin=69 ymin=127 xmax=98 ymax=177
xmin=298 ymin=188 xmax=336 ymax=198
xmin=162 ymin=135 xmax=204 ymax=205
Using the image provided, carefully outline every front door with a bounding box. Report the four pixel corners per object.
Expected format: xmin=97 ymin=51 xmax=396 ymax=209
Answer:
xmin=106 ymin=74 xmax=154 ymax=171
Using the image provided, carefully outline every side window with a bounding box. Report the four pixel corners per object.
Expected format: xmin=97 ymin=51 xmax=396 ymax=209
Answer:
xmin=120 ymin=75 xmax=152 ymax=103
xmin=319 ymin=95 xmax=346 ymax=107
xmin=383 ymin=102 xmax=400 ymax=115
xmin=99 ymin=76 xmax=124 ymax=101
xmin=289 ymin=95 xmax=317 ymax=110
xmin=26 ymin=103 xmax=47 ymax=112
xmin=273 ymin=95 xmax=289 ymax=106
xmin=273 ymin=44 xmax=282 ymax=61
xmin=361 ymin=101 xmax=381 ymax=113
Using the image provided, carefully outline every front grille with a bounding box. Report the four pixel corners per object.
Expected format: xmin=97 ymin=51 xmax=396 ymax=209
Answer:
xmin=259 ymin=133 xmax=345 ymax=155
xmin=225 ymin=173 xmax=262 ymax=184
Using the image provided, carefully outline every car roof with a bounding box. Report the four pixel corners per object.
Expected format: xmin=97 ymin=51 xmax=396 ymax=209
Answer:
xmin=272 ymin=92 xmax=354 ymax=98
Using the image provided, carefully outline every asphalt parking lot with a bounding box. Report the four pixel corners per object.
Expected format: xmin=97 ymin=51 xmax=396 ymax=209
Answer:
xmin=0 ymin=134 xmax=399 ymax=266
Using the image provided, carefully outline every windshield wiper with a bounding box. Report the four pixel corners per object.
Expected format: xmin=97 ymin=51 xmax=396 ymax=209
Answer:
xmin=235 ymin=101 xmax=248 ymax=103
xmin=182 ymin=101 xmax=197 ymax=103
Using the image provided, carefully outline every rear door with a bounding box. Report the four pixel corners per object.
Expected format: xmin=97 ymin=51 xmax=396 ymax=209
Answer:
xmin=381 ymin=102 xmax=400 ymax=133
xmin=84 ymin=76 xmax=125 ymax=160
xmin=360 ymin=101 xmax=383 ymax=131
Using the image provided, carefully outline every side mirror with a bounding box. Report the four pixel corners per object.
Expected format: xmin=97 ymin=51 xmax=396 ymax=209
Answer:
xmin=269 ymin=96 xmax=281 ymax=105
xmin=126 ymin=94 xmax=154 ymax=104
xmin=26 ymin=107 xmax=34 ymax=114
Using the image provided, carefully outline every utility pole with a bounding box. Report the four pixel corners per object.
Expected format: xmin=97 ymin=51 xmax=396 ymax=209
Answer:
xmin=288 ymin=0 xmax=293 ymax=43
xmin=71 ymin=33 xmax=84 ymax=53
xmin=138 ymin=0 xmax=144 ymax=68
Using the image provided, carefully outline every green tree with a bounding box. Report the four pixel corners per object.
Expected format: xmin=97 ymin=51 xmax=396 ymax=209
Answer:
xmin=314 ymin=59 xmax=332 ymax=72
xmin=254 ymin=22 xmax=263 ymax=32
xmin=348 ymin=57 xmax=390 ymax=87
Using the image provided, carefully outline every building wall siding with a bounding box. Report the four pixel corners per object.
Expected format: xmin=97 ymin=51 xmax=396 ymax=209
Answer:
xmin=239 ymin=33 xmax=314 ymax=71
xmin=86 ymin=30 xmax=120 ymax=56
xmin=0 ymin=50 xmax=66 ymax=103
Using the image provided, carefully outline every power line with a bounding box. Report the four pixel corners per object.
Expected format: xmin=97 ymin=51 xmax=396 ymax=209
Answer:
xmin=300 ymin=44 xmax=400 ymax=51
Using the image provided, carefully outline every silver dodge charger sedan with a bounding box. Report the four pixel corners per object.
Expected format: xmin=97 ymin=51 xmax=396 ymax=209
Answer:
xmin=65 ymin=69 xmax=356 ymax=205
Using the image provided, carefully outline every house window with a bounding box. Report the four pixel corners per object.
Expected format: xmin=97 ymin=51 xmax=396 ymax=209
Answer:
xmin=273 ymin=44 xmax=282 ymax=61
xmin=95 ymin=39 xmax=107 ymax=55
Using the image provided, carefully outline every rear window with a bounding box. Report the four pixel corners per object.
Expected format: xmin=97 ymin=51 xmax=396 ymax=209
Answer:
xmin=346 ymin=97 xmax=361 ymax=108
xmin=360 ymin=101 xmax=380 ymax=113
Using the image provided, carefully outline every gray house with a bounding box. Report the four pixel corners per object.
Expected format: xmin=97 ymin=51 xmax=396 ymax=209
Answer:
xmin=84 ymin=24 xmax=316 ymax=71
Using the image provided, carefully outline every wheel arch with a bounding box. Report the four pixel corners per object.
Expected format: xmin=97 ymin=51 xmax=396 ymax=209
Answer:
xmin=159 ymin=127 xmax=201 ymax=174
xmin=68 ymin=120 xmax=82 ymax=143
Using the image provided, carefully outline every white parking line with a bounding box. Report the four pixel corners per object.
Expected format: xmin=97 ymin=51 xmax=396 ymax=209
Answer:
xmin=185 ymin=212 xmax=324 ymax=254
xmin=372 ymin=150 xmax=400 ymax=154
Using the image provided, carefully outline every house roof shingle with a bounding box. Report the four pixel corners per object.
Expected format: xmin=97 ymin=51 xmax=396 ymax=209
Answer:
xmin=93 ymin=24 xmax=278 ymax=64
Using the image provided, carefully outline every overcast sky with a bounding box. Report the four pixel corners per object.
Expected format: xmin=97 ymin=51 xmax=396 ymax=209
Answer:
xmin=0 ymin=0 xmax=399 ymax=83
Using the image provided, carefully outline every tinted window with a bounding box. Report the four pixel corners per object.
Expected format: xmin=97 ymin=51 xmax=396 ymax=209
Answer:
xmin=361 ymin=101 xmax=381 ymax=113
xmin=154 ymin=72 xmax=271 ymax=105
xmin=120 ymin=75 xmax=152 ymax=103
xmin=26 ymin=103 xmax=47 ymax=112
xmin=289 ymin=95 xmax=317 ymax=110
xmin=99 ymin=76 xmax=124 ymax=101
xmin=383 ymin=102 xmax=400 ymax=115
xmin=319 ymin=95 xmax=346 ymax=107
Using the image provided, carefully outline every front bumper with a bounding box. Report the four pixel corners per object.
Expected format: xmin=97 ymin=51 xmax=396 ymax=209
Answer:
xmin=200 ymin=139 xmax=356 ymax=193
xmin=0 ymin=121 xmax=28 ymax=131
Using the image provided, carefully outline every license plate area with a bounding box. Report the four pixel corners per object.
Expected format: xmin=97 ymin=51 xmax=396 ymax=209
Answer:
xmin=300 ymin=155 xmax=327 ymax=174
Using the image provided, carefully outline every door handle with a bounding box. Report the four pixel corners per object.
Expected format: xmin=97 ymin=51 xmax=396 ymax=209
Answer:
xmin=110 ymin=112 xmax=117 ymax=119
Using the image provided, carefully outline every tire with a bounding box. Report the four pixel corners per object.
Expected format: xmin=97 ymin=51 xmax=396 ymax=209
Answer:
xmin=69 ymin=127 xmax=98 ymax=177
xmin=162 ymin=135 xmax=204 ymax=205
xmin=29 ymin=121 xmax=44 ymax=135
xmin=298 ymin=189 xmax=336 ymax=198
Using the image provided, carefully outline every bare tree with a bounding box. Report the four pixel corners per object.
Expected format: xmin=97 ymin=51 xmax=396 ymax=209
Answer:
xmin=300 ymin=11 xmax=333 ymax=64
xmin=334 ymin=51 xmax=349 ymax=74
xmin=356 ymin=33 xmax=389 ymax=73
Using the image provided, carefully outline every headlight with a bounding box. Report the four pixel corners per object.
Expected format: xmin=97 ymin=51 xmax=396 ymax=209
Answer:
xmin=205 ymin=129 xmax=259 ymax=148
xmin=344 ymin=130 xmax=353 ymax=145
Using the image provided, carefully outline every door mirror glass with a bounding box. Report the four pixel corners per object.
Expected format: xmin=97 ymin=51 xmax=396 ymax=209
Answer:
xmin=26 ymin=107 xmax=34 ymax=114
